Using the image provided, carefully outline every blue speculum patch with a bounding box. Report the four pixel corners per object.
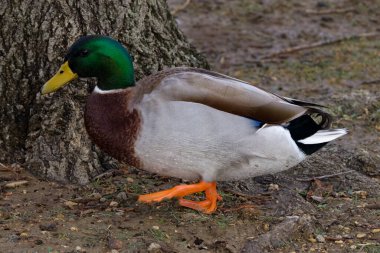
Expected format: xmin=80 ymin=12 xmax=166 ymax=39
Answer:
xmin=250 ymin=119 xmax=264 ymax=128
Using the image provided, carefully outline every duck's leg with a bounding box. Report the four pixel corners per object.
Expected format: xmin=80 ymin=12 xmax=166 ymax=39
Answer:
xmin=138 ymin=181 xmax=222 ymax=213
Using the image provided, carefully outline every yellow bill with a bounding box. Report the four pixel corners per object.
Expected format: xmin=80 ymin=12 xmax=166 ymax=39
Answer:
xmin=41 ymin=61 xmax=78 ymax=95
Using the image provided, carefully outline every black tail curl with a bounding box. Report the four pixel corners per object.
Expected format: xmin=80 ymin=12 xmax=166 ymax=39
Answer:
xmin=286 ymin=104 xmax=333 ymax=155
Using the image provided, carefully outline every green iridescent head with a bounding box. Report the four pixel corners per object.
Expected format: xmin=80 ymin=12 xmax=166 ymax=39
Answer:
xmin=42 ymin=35 xmax=135 ymax=94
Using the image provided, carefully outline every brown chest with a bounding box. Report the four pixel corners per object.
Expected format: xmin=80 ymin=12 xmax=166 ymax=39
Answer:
xmin=84 ymin=90 xmax=141 ymax=167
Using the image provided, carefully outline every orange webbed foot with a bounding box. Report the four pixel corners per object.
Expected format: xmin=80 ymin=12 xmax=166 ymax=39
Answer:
xmin=138 ymin=181 xmax=221 ymax=214
xmin=179 ymin=183 xmax=221 ymax=213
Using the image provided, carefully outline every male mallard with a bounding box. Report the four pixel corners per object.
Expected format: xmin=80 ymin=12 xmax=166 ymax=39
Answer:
xmin=42 ymin=35 xmax=346 ymax=213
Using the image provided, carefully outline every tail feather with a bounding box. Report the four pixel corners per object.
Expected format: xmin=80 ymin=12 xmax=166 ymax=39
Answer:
xmin=286 ymin=108 xmax=346 ymax=155
xmin=298 ymin=129 xmax=347 ymax=144
xmin=283 ymin=97 xmax=328 ymax=108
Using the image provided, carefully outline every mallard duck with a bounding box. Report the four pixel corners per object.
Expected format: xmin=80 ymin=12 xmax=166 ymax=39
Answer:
xmin=42 ymin=35 xmax=346 ymax=213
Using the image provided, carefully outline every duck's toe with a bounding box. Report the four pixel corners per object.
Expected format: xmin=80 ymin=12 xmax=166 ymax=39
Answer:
xmin=178 ymin=198 xmax=218 ymax=214
xmin=179 ymin=181 xmax=221 ymax=214
xmin=138 ymin=181 xmax=214 ymax=203
xmin=138 ymin=188 xmax=177 ymax=203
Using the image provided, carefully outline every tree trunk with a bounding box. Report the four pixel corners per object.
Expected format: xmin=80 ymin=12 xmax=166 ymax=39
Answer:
xmin=0 ymin=0 xmax=208 ymax=184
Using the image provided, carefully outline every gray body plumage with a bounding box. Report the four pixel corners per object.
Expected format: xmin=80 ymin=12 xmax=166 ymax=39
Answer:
xmin=93 ymin=68 xmax=346 ymax=182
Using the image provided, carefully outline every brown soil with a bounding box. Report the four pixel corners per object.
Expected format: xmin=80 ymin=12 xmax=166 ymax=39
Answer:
xmin=1 ymin=0 xmax=379 ymax=252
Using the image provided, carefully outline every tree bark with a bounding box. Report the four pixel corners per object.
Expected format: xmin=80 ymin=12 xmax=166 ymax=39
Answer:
xmin=0 ymin=0 xmax=208 ymax=184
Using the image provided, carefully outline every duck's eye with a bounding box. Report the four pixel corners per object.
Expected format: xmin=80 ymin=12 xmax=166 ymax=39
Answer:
xmin=77 ymin=49 xmax=89 ymax=57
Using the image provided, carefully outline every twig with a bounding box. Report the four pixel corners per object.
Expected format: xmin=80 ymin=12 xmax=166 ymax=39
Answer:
xmin=357 ymin=243 xmax=378 ymax=253
xmin=93 ymin=169 xmax=125 ymax=180
xmin=359 ymin=79 xmax=380 ymax=85
xmin=365 ymin=203 xmax=380 ymax=209
xmin=171 ymin=0 xmax=191 ymax=16
xmin=245 ymin=58 xmax=285 ymax=64
xmin=4 ymin=180 xmax=28 ymax=188
xmin=304 ymin=8 xmax=355 ymax=15
xmin=222 ymin=204 xmax=257 ymax=213
xmin=224 ymin=189 xmax=257 ymax=199
xmin=325 ymin=236 xmax=350 ymax=241
xmin=0 ymin=176 xmax=13 ymax=181
xmin=296 ymin=170 xmax=355 ymax=182
xmin=261 ymin=32 xmax=380 ymax=59
xmin=0 ymin=176 xmax=29 ymax=181
xmin=223 ymin=189 xmax=270 ymax=204
xmin=0 ymin=163 xmax=10 ymax=171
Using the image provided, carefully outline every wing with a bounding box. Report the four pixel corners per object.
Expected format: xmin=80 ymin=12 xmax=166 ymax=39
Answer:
xmin=135 ymin=68 xmax=308 ymax=124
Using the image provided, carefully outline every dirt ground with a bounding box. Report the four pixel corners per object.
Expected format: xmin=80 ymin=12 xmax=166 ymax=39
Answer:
xmin=1 ymin=0 xmax=379 ymax=252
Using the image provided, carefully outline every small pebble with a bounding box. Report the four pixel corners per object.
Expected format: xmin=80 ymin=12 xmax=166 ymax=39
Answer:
xmin=111 ymin=250 xmax=119 ymax=253
xmin=316 ymin=1 xmax=329 ymax=8
xmin=372 ymin=228 xmax=380 ymax=233
xmin=308 ymin=236 xmax=317 ymax=243
xmin=334 ymin=240 xmax=344 ymax=244
xmin=70 ymin=226 xmax=78 ymax=231
xmin=182 ymin=213 xmax=198 ymax=221
xmin=39 ymin=223 xmax=57 ymax=232
xmin=343 ymin=234 xmax=352 ymax=239
xmin=268 ymin=183 xmax=279 ymax=191
xmin=126 ymin=177 xmax=134 ymax=183
xmin=55 ymin=213 xmax=65 ymax=221
xmin=310 ymin=195 xmax=324 ymax=203
xmin=64 ymin=200 xmax=78 ymax=209
xmin=263 ymin=223 xmax=270 ymax=231
xmin=34 ymin=239 xmax=43 ymax=245
xmin=20 ymin=232 xmax=28 ymax=238
xmin=89 ymin=192 xmax=102 ymax=199
xmin=108 ymin=237 xmax=123 ymax=249
xmin=109 ymin=201 xmax=119 ymax=207
xmin=99 ymin=197 xmax=107 ymax=202
xmin=353 ymin=191 xmax=367 ymax=199
xmin=356 ymin=233 xmax=366 ymax=238
xmin=316 ymin=234 xmax=325 ymax=243
xmin=116 ymin=192 xmax=127 ymax=201
xmin=148 ymin=242 xmax=161 ymax=252
xmin=152 ymin=225 xmax=160 ymax=230
xmin=74 ymin=246 xmax=86 ymax=252
xmin=8 ymin=234 xmax=20 ymax=242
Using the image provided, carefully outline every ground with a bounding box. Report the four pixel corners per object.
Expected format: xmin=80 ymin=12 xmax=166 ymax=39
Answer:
xmin=1 ymin=0 xmax=380 ymax=252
